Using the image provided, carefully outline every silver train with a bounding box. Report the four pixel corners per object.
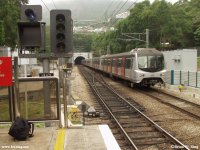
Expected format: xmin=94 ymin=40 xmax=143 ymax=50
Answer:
xmin=82 ymin=48 xmax=166 ymax=86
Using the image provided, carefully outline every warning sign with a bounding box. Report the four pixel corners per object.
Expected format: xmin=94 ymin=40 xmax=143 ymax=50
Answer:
xmin=0 ymin=57 xmax=12 ymax=86
xmin=68 ymin=106 xmax=81 ymax=124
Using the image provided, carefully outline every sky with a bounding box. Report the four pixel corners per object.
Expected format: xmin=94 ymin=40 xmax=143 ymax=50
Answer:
xmin=27 ymin=0 xmax=180 ymax=21
xmin=29 ymin=0 xmax=179 ymax=5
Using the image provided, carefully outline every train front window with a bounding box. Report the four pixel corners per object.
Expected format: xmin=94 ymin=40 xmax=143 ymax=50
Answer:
xmin=138 ymin=55 xmax=164 ymax=72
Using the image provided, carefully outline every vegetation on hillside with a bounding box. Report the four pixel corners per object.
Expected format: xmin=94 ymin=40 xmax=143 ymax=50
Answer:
xmin=92 ymin=0 xmax=200 ymax=55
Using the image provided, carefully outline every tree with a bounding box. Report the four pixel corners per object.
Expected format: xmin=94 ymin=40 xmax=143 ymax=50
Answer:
xmin=0 ymin=0 xmax=28 ymax=50
xmin=73 ymin=33 xmax=95 ymax=52
xmin=91 ymin=0 xmax=200 ymax=53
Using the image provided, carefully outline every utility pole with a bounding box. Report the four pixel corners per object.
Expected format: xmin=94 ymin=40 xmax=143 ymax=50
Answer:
xmin=120 ymin=29 xmax=150 ymax=48
xmin=146 ymin=29 xmax=149 ymax=48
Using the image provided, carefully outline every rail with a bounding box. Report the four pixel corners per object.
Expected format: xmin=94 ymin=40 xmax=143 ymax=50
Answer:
xmin=80 ymin=66 xmax=189 ymax=150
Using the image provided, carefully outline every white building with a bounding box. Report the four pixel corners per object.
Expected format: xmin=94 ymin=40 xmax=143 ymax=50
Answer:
xmin=162 ymin=49 xmax=197 ymax=72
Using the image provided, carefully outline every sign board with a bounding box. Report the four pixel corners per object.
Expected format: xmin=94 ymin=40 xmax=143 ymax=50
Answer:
xmin=68 ymin=105 xmax=81 ymax=124
xmin=0 ymin=57 xmax=12 ymax=86
xmin=39 ymin=73 xmax=54 ymax=77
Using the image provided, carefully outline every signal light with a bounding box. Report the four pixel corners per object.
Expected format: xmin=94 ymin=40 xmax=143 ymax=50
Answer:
xmin=50 ymin=10 xmax=73 ymax=55
xmin=21 ymin=5 xmax=42 ymax=22
xmin=25 ymin=9 xmax=36 ymax=22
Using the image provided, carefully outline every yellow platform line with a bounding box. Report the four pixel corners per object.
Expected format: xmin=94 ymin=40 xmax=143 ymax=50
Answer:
xmin=54 ymin=129 xmax=66 ymax=150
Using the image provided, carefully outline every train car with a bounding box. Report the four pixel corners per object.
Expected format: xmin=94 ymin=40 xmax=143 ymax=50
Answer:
xmin=82 ymin=48 xmax=166 ymax=86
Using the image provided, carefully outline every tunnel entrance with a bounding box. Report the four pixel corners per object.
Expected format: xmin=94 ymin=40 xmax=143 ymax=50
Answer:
xmin=74 ymin=56 xmax=85 ymax=65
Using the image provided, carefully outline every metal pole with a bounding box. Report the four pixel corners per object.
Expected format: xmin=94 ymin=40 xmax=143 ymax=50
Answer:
xmin=25 ymin=83 xmax=28 ymax=119
xmin=14 ymin=57 xmax=20 ymax=118
xmin=146 ymin=29 xmax=149 ymax=48
xmin=43 ymin=58 xmax=51 ymax=126
xmin=63 ymin=78 xmax=67 ymax=128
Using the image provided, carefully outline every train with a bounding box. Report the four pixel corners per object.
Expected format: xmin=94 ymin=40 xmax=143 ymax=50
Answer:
xmin=82 ymin=48 xmax=166 ymax=87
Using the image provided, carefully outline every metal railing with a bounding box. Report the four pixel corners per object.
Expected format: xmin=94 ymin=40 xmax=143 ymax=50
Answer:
xmin=165 ymin=70 xmax=200 ymax=88
xmin=0 ymin=77 xmax=60 ymax=123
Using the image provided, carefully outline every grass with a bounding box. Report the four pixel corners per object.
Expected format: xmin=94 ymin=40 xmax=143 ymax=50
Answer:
xmin=198 ymin=57 xmax=200 ymax=71
xmin=0 ymin=100 xmax=45 ymax=121
xmin=19 ymin=100 xmax=44 ymax=119
xmin=0 ymin=101 xmax=10 ymax=121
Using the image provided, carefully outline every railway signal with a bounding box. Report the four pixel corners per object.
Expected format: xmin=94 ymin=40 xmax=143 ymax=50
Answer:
xmin=18 ymin=5 xmax=45 ymax=54
xmin=50 ymin=10 xmax=73 ymax=55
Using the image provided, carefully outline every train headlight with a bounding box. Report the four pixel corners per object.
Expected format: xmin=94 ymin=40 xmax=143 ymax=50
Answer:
xmin=160 ymin=73 xmax=165 ymax=77
xmin=139 ymin=74 xmax=145 ymax=77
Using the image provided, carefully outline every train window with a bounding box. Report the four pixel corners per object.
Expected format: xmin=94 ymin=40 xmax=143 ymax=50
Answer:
xmin=138 ymin=55 xmax=164 ymax=72
xmin=102 ymin=59 xmax=104 ymax=65
xmin=138 ymin=56 xmax=147 ymax=68
xmin=148 ymin=56 xmax=156 ymax=68
xmin=112 ymin=59 xmax=115 ymax=66
xmin=105 ymin=59 xmax=107 ymax=65
xmin=125 ymin=59 xmax=131 ymax=69
xmin=157 ymin=56 xmax=164 ymax=69
xmin=108 ymin=59 xmax=111 ymax=65
xmin=118 ymin=58 xmax=122 ymax=67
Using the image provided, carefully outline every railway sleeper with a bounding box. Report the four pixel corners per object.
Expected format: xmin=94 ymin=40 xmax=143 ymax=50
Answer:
xmin=125 ymin=127 xmax=155 ymax=132
xmin=118 ymin=118 xmax=147 ymax=123
xmin=112 ymin=111 xmax=135 ymax=115
xmin=133 ymin=138 xmax=168 ymax=146
xmin=129 ymin=131 xmax=163 ymax=139
xmin=121 ymin=122 xmax=150 ymax=128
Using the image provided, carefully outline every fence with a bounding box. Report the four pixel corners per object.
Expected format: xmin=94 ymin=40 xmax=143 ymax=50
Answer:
xmin=165 ymin=70 xmax=200 ymax=88
xmin=0 ymin=77 xmax=60 ymax=122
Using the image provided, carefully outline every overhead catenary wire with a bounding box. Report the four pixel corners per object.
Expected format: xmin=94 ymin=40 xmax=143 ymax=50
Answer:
xmin=109 ymin=0 xmax=138 ymax=27
xmin=127 ymin=0 xmax=138 ymax=11
xmin=51 ymin=0 xmax=57 ymax=9
xmin=40 ymin=0 xmax=50 ymax=12
xmin=99 ymin=0 xmax=116 ymax=21
xmin=108 ymin=0 xmax=127 ymax=19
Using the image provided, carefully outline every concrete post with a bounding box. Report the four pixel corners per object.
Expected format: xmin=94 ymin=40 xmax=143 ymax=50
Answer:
xmin=14 ymin=57 xmax=20 ymax=118
xmin=146 ymin=29 xmax=149 ymax=48
xmin=43 ymin=58 xmax=51 ymax=126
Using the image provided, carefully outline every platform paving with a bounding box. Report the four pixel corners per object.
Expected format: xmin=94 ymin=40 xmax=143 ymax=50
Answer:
xmin=64 ymin=125 xmax=120 ymax=150
xmin=0 ymin=124 xmax=120 ymax=150
xmin=0 ymin=127 xmax=57 ymax=150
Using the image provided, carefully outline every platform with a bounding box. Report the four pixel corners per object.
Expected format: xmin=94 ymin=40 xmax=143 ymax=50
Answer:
xmin=65 ymin=125 xmax=121 ymax=150
xmin=0 ymin=127 xmax=57 ymax=150
xmin=0 ymin=124 xmax=120 ymax=150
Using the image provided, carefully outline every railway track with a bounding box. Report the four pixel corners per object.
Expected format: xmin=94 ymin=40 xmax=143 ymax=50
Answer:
xmin=79 ymin=66 xmax=189 ymax=150
xmin=79 ymin=66 xmax=132 ymax=149
xmin=138 ymin=88 xmax=200 ymax=121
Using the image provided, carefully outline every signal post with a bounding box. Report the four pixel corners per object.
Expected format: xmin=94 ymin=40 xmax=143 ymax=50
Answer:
xmin=16 ymin=5 xmax=73 ymax=127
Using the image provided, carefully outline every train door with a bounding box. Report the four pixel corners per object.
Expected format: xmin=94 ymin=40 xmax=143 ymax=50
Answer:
xmin=97 ymin=60 xmax=99 ymax=69
xmin=100 ymin=58 xmax=103 ymax=71
xmin=114 ymin=57 xmax=118 ymax=75
xmin=125 ymin=57 xmax=132 ymax=79
xmin=121 ymin=57 xmax=125 ymax=77
xmin=132 ymin=55 xmax=137 ymax=81
xmin=106 ymin=59 xmax=108 ymax=72
xmin=111 ymin=58 xmax=114 ymax=74
xmin=118 ymin=58 xmax=122 ymax=76
xmin=103 ymin=59 xmax=106 ymax=71
xmin=108 ymin=58 xmax=111 ymax=73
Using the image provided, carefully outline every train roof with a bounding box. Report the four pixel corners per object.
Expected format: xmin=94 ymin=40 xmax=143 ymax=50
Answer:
xmin=101 ymin=48 xmax=162 ymax=58
xmin=136 ymin=48 xmax=163 ymax=56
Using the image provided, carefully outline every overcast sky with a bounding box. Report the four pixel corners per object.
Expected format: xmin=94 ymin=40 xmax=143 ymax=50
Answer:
xmin=28 ymin=0 xmax=180 ymax=21
xmin=29 ymin=0 xmax=179 ymax=5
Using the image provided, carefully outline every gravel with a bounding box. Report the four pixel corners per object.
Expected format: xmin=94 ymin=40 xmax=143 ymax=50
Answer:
xmin=71 ymin=66 xmax=200 ymax=148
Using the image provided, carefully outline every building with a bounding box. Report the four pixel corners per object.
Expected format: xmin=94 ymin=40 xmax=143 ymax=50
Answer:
xmin=162 ymin=49 xmax=197 ymax=72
